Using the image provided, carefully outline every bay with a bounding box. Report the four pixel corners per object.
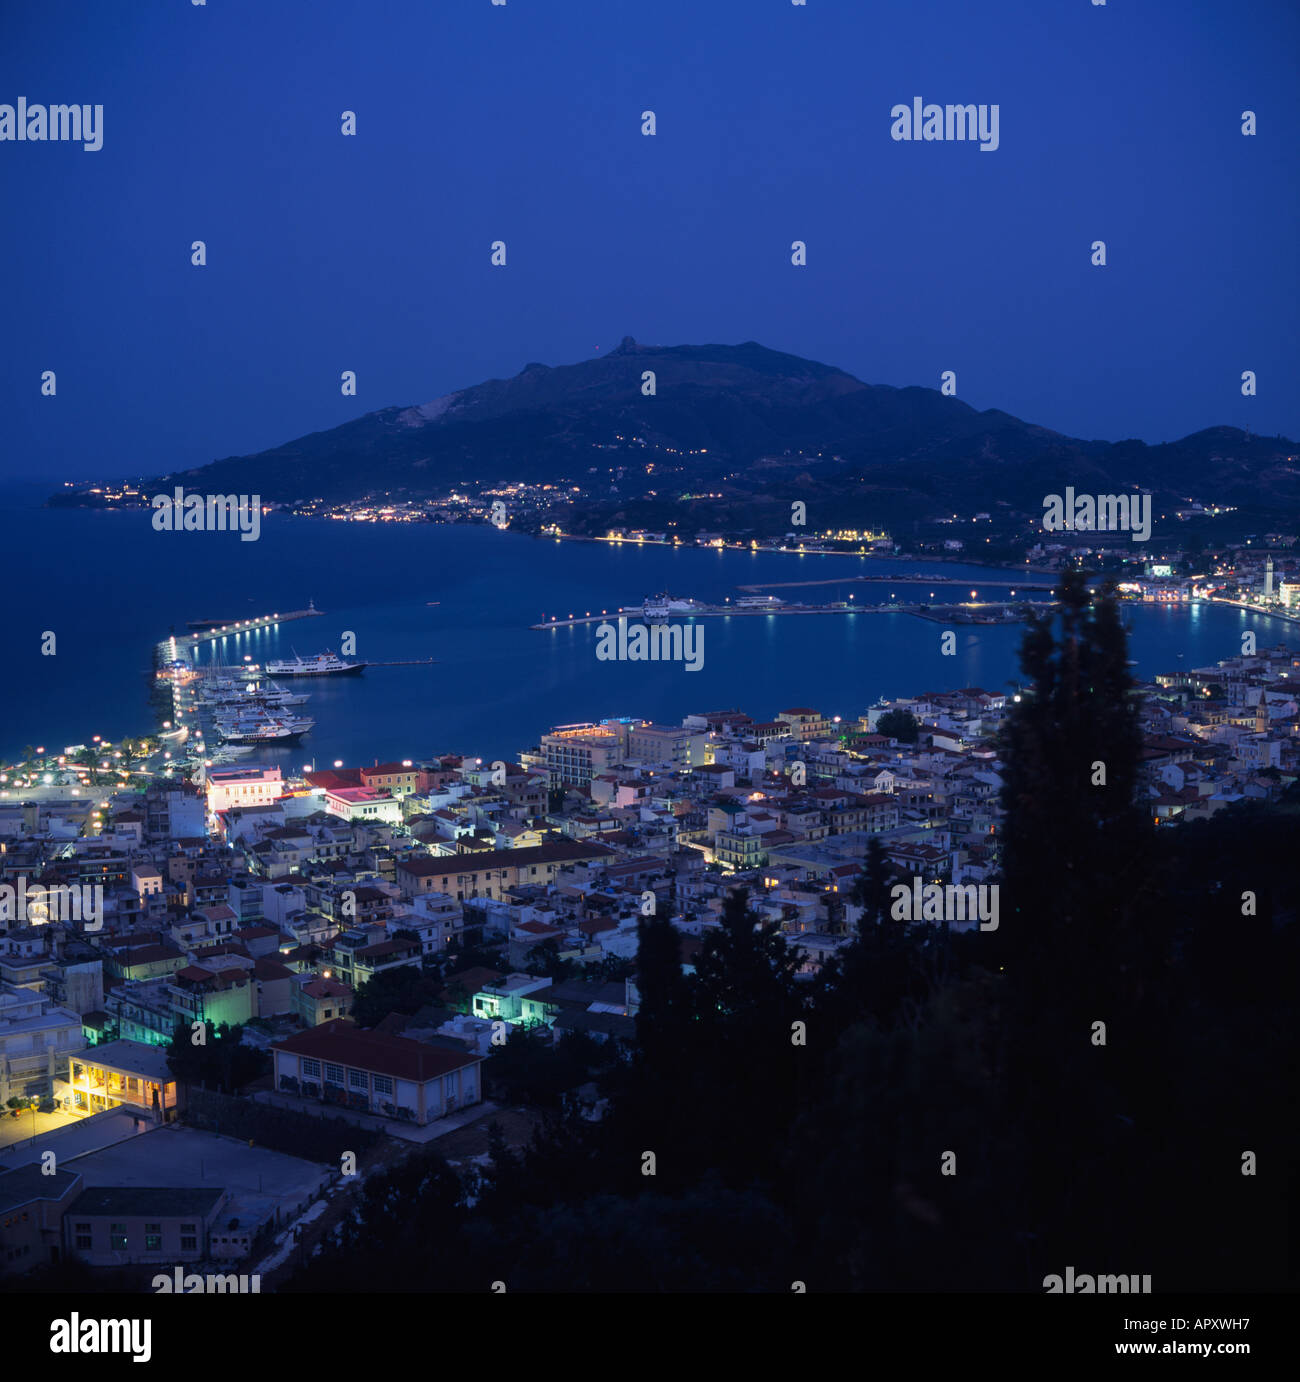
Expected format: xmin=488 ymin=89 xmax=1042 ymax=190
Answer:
xmin=1 ymin=493 xmax=1294 ymax=767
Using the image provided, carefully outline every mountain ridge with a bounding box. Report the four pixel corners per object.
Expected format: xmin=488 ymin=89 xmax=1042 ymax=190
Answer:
xmin=49 ymin=339 xmax=1300 ymax=531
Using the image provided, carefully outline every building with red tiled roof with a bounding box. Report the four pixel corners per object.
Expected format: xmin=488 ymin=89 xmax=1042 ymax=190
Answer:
xmin=396 ymin=840 xmax=614 ymax=902
xmin=359 ymin=762 xmax=421 ymax=798
xmin=293 ymin=975 xmax=353 ymax=1027
xmin=169 ymin=962 xmax=254 ymax=1029
xmin=115 ymin=944 xmax=186 ymax=981
xmin=304 ymin=768 xmax=363 ymax=792
xmin=577 ymin=917 xmax=619 ymax=939
xmin=271 ymin=1019 xmax=483 ymax=1125
xmin=517 ymin=918 xmax=562 ymax=935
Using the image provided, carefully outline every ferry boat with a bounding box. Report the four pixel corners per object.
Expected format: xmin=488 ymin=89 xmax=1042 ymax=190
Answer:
xmin=265 ymin=652 xmax=366 ymax=677
xmin=642 ymin=593 xmax=701 ymax=619
xmin=215 ymin=713 xmax=315 ymax=745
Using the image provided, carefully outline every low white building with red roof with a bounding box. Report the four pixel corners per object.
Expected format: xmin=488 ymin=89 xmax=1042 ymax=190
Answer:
xmin=271 ymin=1019 xmax=483 ymax=1125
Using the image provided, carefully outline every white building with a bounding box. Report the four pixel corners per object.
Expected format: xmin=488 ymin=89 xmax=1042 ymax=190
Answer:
xmin=206 ymin=766 xmax=283 ymax=818
xmin=271 ymin=1021 xmax=484 ymax=1126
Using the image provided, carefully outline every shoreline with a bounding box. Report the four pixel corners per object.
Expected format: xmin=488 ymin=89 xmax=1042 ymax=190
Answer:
xmin=544 ymin=528 xmax=1043 ymax=575
xmin=3 ymin=580 xmax=1297 ymax=782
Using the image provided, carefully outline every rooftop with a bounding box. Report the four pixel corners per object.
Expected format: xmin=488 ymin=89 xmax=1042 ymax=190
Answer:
xmin=80 ymin=1038 xmax=175 ymax=1082
xmin=272 ymin=1019 xmax=482 ymax=1081
xmin=67 ymin=1186 xmax=224 ymax=1218
xmin=0 ymin=1165 xmax=82 ymax=1214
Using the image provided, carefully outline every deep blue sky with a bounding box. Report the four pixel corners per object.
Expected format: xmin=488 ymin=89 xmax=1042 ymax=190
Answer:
xmin=2 ymin=0 xmax=1297 ymax=485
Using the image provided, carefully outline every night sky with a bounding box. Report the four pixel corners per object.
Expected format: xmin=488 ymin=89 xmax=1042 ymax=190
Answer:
xmin=2 ymin=0 xmax=1297 ymax=484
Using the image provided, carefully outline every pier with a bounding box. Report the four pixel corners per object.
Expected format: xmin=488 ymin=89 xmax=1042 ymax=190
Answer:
xmin=361 ymin=659 xmax=438 ymax=668
xmin=531 ymin=600 xmax=1052 ymax=630
xmin=159 ymin=607 xmax=324 ymax=658
xmin=735 ymin=574 xmax=1058 ymax=593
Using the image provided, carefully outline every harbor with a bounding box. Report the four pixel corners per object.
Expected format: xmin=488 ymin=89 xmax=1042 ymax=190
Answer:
xmin=151 ymin=608 xmax=437 ymax=771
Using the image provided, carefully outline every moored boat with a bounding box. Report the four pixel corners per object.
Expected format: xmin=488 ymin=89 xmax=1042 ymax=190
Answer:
xmin=265 ymin=652 xmax=366 ymax=677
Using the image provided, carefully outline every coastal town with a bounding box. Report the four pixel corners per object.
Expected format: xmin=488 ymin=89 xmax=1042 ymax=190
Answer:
xmin=2 ymin=624 xmax=1297 ymax=1284
xmin=8 ymin=0 xmax=1295 ymax=1345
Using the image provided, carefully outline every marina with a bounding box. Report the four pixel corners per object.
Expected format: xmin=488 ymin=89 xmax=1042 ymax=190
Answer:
xmin=150 ymin=606 xmax=442 ymax=770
